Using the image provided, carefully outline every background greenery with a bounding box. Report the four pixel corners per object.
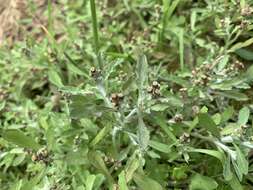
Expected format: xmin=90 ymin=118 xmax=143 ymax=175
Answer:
xmin=1 ymin=0 xmax=253 ymax=189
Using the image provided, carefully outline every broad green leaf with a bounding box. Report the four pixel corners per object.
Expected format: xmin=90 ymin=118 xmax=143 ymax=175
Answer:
xmin=229 ymin=38 xmax=253 ymax=52
xmin=189 ymin=174 xmax=218 ymax=190
xmin=172 ymin=166 xmax=188 ymax=180
xmin=215 ymin=91 xmax=248 ymax=101
xmin=85 ymin=174 xmax=96 ymax=190
xmin=48 ymin=70 xmax=64 ymax=88
xmin=238 ymin=106 xmax=250 ymax=125
xmin=2 ymin=130 xmax=40 ymax=150
xmin=133 ymin=173 xmax=163 ymax=190
xmin=198 ymin=113 xmax=220 ymax=137
xmin=118 ymin=171 xmax=129 ymax=190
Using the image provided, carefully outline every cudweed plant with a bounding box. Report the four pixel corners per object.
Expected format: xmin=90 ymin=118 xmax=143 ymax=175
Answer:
xmin=1 ymin=0 xmax=253 ymax=190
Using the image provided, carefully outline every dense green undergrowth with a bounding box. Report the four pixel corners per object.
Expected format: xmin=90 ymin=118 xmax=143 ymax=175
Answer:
xmin=1 ymin=0 xmax=253 ymax=189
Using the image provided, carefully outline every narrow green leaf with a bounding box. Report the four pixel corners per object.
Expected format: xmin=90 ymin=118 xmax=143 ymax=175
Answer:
xmin=125 ymin=157 xmax=140 ymax=182
xmin=88 ymin=151 xmax=114 ymax=185
xmin=221 ymin=107 xmax=234 ymax=124
xmin=236 ymin=48 xmax=253 ymax=61
xmin=215 ymin=91 xmax=248 ymax=101
xmin=70 ymin=103 xmax=97 ymax=118
xmin=48 ymin=70 xmax=64 ymax=88
xmin=150 ymin=104 xmax=169 ymax=112
xmin=86 ymin=174 xmax=96 ymax=190
xmin=67 ymin=62 xmax=89 ymax=78
xmin=223 ymin=156 xmax=233 ymax=181
xmin=2 ymin=130 xmax=40 ymax=150
xmin=188 ymin=148 xmax=225 ymax=163
xmin=21 ymin=168 xmax=46 ymax=190
xmin=189 ymin=174 xmax=218 ymax=190
xmin=149 ymin=140 xmax=172 ymax=154
xmin=229 ymin=38 xmax=253 ymax=52
xmin=228 ymin=174 xmax=243 ymax=190
xmin=136 ymin=54 xmax=148 ymax=91
xmin=90 ymin=124 xmax=111 ymax=147
xmin=246 ymin=65 xmax=253 ymax=81
xmin=160 ymin=0 xmax=180 ymax=43
xmin=232 ymin=159 xmax=243 ymax=181
xmin=152 ymin=115 xmax=177 ymax=142
xmin=89 ymin=0 xmax=99 ymax=54
xmin=118 ymin=171 xmax=129 ymax=190
xmin=234 ymin=144 xmax=248 ymax=175
xmin=218 ymin=55 xmax=229 ymax=71
xmin=178 ymin=28 xmax=184 ymax=70
xmin=210 ymin=77 xmax=245 ymax=90
xmin=137 ymin=117 xmax=150 ymax=151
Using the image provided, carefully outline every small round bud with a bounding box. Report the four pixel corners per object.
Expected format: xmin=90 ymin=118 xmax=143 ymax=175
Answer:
xmin=179 ymin=132 xmax=190 ymax=143
xmin=174 ymin=114 xmax=183 ymax=123
xmin=118 ymin=93 xmax=124 ymax=100
xmin=154 ymin=89 xmax=161 ymax=96
xmin=31 ymin=154 xmax=38 ymax=162
xmin=191 ymin=69 xmax=197 ymax=76
xmin=152 ymin=81 xmax=160 ymax=88
xmin=147 ymin=86 xmax=153 ymax=93
xmin=90 ymin=67 xmax=96 ymax=73
xmin=179 ymin=88 xmax=187 ymax=92
xmin=192 ymin=106 xmax=200 ymax=115
xmin=111 ymin=93 xmax=118 ymax=100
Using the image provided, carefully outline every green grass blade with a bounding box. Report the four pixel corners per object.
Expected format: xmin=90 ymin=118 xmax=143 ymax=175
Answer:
xmin=89 ymin=0 xmax=99 ymax=55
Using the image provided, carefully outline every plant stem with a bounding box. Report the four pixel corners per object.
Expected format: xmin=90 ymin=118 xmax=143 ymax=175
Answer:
xmin=90 ymin=0 xmax=99 ymax=53
xmin=89 ymin=0 xmax=102 ymax=69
